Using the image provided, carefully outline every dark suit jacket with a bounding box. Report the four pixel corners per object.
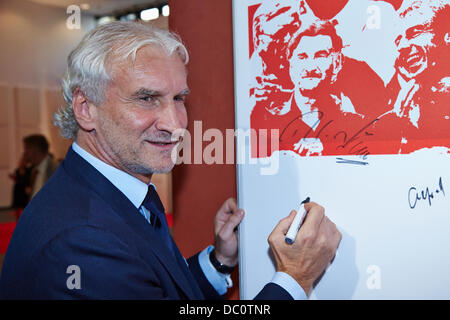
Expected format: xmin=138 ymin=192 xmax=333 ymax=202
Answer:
xmin=0 ymin=147 xmax=291 ymax=300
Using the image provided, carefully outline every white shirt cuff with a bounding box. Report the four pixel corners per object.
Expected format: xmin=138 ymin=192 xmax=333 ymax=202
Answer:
xmin=198 ymin=245 xmax=232 ymax=295
xmin=271 ymin=272 xmax=307 ymax=300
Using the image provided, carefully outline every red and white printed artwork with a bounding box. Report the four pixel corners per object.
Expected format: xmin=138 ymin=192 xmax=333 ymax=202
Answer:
xmin=249 ymin=0 xmax=449 ymax=158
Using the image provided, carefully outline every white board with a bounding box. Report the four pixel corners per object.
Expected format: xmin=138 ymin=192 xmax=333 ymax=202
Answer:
xmin=233 ymin=0 xmax=450 ymax=299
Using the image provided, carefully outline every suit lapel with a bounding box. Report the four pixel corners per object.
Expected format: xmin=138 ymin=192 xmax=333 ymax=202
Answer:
xmin=63 ymin=147 xmax=203 ymax=299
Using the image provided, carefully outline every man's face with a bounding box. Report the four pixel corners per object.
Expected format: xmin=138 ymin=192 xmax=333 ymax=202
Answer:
xmin=23 ymin=144 xmax=39 ymax=166
xmin=23 ymin=145 xmax=32 ymax=164
xmin=92 ymin=47 xmax=189 ymax=180
xmin=289 ymin=35 xmax=336 ymax=93
xmin=394 ymin=23 xmax=434 ymax=79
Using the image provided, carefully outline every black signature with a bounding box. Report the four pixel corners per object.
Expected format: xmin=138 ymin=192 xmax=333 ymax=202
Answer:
xmin=408 ymin=177 xmax=445 ymax=209
xmin=334 ymin=118 xmax=379 ymax=160
xmin=279 ymin=110 xmax=379 ymax=161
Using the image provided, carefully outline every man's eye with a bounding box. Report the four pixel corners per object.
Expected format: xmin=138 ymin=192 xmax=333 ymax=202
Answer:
xmin=315 ymin=50 xmax=330 ymax=58
xmin=410 ymin=30 xmax=424 ymax=38
xmin=405 ymin=25 xmax=428 ymax=40
xmin=174 ymin=96 xmax=186 ymax=102
xmin=297 ymin=53 xmax=307 ymax=60
xmin=140 ymin=96 xmax=154 ymax=102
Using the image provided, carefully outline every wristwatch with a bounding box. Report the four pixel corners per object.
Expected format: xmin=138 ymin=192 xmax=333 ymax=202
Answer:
xmin=209 ymin=249 xmax=236 ymax=274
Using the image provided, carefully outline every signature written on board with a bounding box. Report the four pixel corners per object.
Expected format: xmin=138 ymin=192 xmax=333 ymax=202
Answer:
xmin=408 ymin=177 xmax=445 ymax=209
xmin=279 ymin=109 xmax=378 ymax=162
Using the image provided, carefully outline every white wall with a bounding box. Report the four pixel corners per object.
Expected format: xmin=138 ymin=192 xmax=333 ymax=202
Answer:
xmin=0 ymin=0 xmax=96 ymax=207
xmin=0 ymin=0 xmax=96 ymax=87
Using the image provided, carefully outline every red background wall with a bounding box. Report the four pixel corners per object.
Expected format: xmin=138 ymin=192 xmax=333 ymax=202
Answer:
xmin=168 ymin=0 xmax=239 ymax=299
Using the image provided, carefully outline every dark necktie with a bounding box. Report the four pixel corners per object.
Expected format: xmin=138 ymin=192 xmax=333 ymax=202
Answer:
xmin=141 ymin=185 xmax=174 ymax=256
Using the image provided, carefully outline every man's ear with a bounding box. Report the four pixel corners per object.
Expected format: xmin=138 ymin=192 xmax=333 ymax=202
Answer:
xmin=331 ymin=52 xmax=343 ymax=84
xmin=72 ymin=89 xmax=96 ymax=132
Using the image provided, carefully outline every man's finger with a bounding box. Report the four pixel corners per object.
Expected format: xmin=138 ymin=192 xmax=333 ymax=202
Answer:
xmin=301 ymin=202 xmax=325 ymax=232
xmin=220 ymin=198 xmax=238 ymax=214
xmin=218 ymin=210 xmax=245 ymax=239
xmin=274 ymin=210 xmax=297 ymax=235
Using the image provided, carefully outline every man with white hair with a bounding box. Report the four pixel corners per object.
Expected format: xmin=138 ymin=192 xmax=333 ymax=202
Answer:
xmin=370 ymin=1 xmax=450 ymax=154
xmin=387 ymin=0 xmax=447 ymax=122
xmin=0 ymin=22 xmax=341 ymax=299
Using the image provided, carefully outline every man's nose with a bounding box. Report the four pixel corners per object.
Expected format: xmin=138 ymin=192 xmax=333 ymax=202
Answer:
xmin=304 ymin=66 xmax=321 ymax=77
xmin=155 ymin=100 xmax=186 ymax=134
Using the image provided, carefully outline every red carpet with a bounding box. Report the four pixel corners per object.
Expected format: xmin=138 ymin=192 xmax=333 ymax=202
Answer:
xmin=0 ymin=222 xmax=16 ymax=254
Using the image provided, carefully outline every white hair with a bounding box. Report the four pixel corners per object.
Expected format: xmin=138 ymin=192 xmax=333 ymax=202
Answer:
xmin=398 ymin=0 xmax=447 ymax=20
xmin=54 ymin=21 xmax=189 ymax=139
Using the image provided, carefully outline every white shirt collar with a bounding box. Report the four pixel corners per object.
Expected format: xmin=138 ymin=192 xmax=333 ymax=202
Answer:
xmin=36 ymin=154 xmax=51 ymax=172
xmin=71 ymin=142 xmax=150 ymax=209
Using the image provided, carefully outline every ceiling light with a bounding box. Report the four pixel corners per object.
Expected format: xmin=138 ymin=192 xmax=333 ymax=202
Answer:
xmin=162 ymin=5 xmax=170 ymax=17
xmin=140 ymin=8 xmax=159 ymax=21
xmin=120 ymin=13 xmax=137 ymax=21
xmin=97 ymin=16 xmax=116 ymax=25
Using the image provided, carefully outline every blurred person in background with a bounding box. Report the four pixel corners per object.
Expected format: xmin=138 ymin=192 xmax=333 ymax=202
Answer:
xmin=22 ymin=134 xmax=59 ymax=199
xmin=8 ymin=156 xmax=33 ymax=221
